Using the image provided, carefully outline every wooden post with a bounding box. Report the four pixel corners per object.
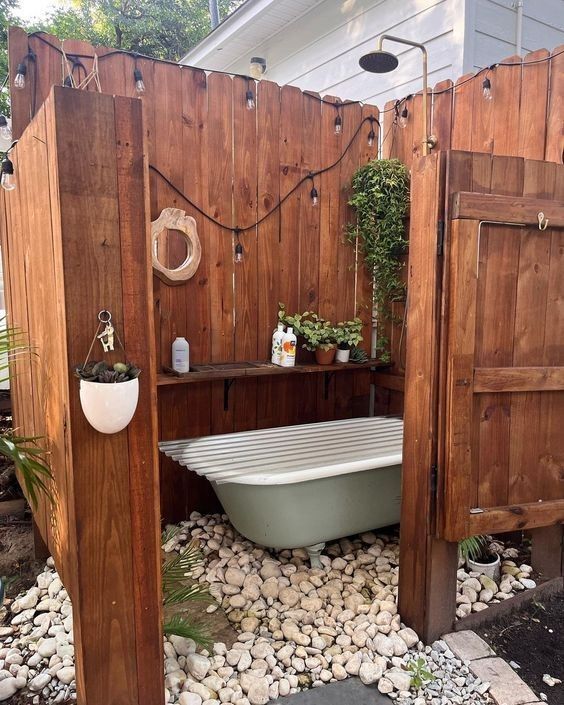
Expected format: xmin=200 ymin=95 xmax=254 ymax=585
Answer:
xmin=3 ymin=86 xmax=164 ymax=705
xmin=530 ymin=525 xmax=564 ymax=579
xmin=398 ymin=152 xmax=459 ymax=642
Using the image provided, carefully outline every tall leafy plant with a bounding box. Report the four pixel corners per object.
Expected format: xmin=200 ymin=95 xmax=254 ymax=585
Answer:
xmin=0 ymin=318 xmax=52 ymax=507
xmin=347 ymin=158 xmax=410 ymax=316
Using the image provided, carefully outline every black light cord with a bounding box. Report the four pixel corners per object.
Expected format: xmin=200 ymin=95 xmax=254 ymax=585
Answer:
xmin=24 ymin=31 xmax=564 ymax=112
xmin=149 ymin=114 xmax=378 ymax=235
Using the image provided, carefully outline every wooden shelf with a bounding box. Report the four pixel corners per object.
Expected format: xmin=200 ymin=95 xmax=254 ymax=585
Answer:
xmin=157 ymin=359 xmax=389 ymax=387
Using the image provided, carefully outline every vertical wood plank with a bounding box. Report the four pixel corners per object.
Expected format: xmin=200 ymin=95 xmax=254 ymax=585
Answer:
xmin=492 ymin=57 xmax=522 ymax=157
xmin=518 ymin=50 xmax=550 ymax=160
xmin=114 ymin=95 xmax=164 ymax=705
xmin=545 ymin=45 xmax=564 ymax=164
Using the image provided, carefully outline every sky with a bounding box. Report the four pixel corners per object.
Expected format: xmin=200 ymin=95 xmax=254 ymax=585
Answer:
xmin=14 ymin=0 xmax=60 ymax=22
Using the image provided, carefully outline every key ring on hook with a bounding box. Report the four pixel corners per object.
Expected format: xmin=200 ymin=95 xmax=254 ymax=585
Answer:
xmin=98 ymin=309 xmax=112 ymax=324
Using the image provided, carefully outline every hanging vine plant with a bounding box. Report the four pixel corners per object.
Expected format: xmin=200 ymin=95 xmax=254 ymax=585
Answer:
xmin=347 ymin=158 xmax=410 ymax=316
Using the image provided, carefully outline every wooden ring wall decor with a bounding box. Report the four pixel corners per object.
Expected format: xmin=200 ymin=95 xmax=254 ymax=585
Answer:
xmin=151 ymin=208 xmax=201 ymax=285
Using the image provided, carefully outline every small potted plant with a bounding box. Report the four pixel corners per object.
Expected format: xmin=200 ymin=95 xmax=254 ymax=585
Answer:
xmin=74 ymin=361 xmax=141 ymax=434
xmin=300 ymin=314 xmax=337 ymax=365
xmin=459 ymin=535 xmax=501 ymax=582
xmin=334 ymin=318 xmax=363 ymax=363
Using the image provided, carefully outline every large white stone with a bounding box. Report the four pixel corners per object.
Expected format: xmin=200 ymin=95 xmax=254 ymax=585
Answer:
xmin=359 ymin=660 xmax=384 ymax=685
xmin=0 ymin=677 xmax=18 ymax=702
xmin=186 ymin=654 xmax=211 ymax=681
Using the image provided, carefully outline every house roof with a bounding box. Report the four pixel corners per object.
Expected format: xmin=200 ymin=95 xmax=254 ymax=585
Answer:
xmin=180 ymin=0 xmax=325 ymax=70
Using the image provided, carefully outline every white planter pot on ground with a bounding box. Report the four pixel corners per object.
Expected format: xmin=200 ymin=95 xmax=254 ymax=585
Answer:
xmin=466 ymin=554 xmax=501 ymax=582
xmin=79 ymin=378 xmax=139 ymax=434
xmin=335 ymin=348 xmax=350 ymax=363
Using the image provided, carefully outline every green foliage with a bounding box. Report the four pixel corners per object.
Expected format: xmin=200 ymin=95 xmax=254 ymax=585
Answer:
xmin=161 ymin=535 xmax=212 ymax=648
xmin=74 ymin=360 xmax=141 ymax=383
xmin=347 ymin=158 xmax=410 ymax=316
xmin=407 ymin=657 xmax=435 ymax=689
xmin=278 ymin=304 xmax=337 ymax=352
xmin=31 ymin=0 xmax=245 ymax=61
xmin=0 ymin=318 xmax=52 ymax=508
xmin=459 ymin=535 xmax=488 ymax=562
xmin=375 ymin=335 xmax=391 ymax=364
xmin=334 ymin=318 xmax=363 ymax=349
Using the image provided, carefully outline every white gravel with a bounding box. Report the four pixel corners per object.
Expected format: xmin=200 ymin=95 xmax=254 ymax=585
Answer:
xmin=0 ymin=513 xmax=533 ymax=704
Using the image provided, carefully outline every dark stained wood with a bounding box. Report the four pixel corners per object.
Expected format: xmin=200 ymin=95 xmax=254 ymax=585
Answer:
xmin=530 ymin=525 xmax=563 ymax=579
xmin=158 ymin=359 xmax=387 ymax=385
xmin=451 ymin=191 xmax=564 ymax=226
xmin=474 ymin=367 xmax=564 ymax=392
xmin=469 ymin=500 xmax=564 ymax=534
xmin=398 ymin=151 xmax=458 ymax=643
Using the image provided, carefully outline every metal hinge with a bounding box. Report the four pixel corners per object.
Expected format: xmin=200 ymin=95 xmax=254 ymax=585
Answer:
xmin=437 ymin=220 xmax=445 ymax=256
xmin=430 ymin=464 xmax=438 ymax=496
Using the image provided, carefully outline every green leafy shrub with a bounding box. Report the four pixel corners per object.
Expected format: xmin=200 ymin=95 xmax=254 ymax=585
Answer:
xmin=347 ymin=158 xmax=410 ymax=316
xmin=334 ymin=318 xmax=363 ymax=350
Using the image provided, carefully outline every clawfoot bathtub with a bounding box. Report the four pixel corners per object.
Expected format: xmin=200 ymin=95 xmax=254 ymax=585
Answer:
xmin=160 ymin=416 xmax=403 ymax=567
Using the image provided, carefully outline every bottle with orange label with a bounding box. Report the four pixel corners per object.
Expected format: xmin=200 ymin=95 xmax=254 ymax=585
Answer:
xmin=280 ymin=327 xmax=297 ymax=367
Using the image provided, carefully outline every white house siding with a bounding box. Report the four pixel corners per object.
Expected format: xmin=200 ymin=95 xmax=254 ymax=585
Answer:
xmin=182 ymin=0 xmax=564 ymax=105
xmin=466 ymin=0 xmax=564 ymax=72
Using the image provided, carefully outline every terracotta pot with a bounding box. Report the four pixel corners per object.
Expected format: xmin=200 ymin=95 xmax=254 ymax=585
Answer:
xmin=315 ymin=347 xmax=336 ymax=365
xmin=80 ymin=378 xmax=139 ymax=434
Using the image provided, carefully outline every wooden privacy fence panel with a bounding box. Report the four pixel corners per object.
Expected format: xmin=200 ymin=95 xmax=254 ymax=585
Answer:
xmin=1 ymin=87 xmax=163 ymax=705
xmin=375 ymin=44 xmax=564 ymax=412
xmin=7 ymin=27 xmax=380 ymax=519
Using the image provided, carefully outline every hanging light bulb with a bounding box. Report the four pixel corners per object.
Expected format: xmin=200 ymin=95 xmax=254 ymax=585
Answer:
xmin=0 ymin=116 xmax=12 ymax=141
xmin=1 ymin=157 xmax=16 ymax=191
xmin=63 ymin=74 xmax=73 ymax=88
xmin=14 ymin=62 xmax=27 ymax=90
xmin=310 ymin=185 xmax=319 ymax=206
xmin=134 ymin=67 xmax=146 ymax=93
xmin=399 ymin=107 xmax=408 ymax=129
xmin=246 ymin=89 xmax=255 ymax=110
xmin=249 ymin=57 xmax=267 ymax=81
xmin=334 ymin=114 xmax=342 ymax=134
xmin=235 ymin=240 xmax=244 ymax=263
xmin=482 ymin=76 xmax=493 ymax=100
xmin=367 ymin=127 xmax=376 ymax=147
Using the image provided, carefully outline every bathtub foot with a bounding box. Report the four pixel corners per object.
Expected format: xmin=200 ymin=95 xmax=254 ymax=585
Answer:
xmin=306 ymin=542 xmax=325 ymax=569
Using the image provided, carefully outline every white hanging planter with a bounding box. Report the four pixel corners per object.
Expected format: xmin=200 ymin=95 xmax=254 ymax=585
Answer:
xmin=335 ymin=347 xmax=351 ymax=363
xmin=466 ymin=554 xmax=501 ymax=582
xmin=79 ymin=378 xmax=139 ymax=434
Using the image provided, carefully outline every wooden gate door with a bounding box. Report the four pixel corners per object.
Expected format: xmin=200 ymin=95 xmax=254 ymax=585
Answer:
xmin=440 ymin=153 xmax=564 ymax=541
xmin=399 ymin=151 xmax=564 ymax=643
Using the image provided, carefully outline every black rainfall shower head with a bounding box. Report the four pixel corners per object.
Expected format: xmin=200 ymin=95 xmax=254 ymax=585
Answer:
xmin=359 ymin=50 xmax=399 ymax=73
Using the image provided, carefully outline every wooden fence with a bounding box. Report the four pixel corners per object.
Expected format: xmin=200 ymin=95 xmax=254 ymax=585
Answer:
xmin=7 ymin=26 xmax=380 ymax=521
xmin=376 ymin=45 xmax=564 ymax=414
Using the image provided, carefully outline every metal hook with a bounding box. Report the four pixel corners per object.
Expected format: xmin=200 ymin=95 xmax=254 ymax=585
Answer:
xmin=538 ymin=212 xmax=549 ymax=231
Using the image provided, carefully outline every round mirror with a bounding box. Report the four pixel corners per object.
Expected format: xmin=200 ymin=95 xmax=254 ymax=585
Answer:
xmin=151 ymin=209 xmax=201 ymax=285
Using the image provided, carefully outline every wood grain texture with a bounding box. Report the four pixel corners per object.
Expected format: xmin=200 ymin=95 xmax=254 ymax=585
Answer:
xmin=474 ymin=367 xmax=564 ymax=392
xmin=451 ymin=191 xmax=564 ymax=226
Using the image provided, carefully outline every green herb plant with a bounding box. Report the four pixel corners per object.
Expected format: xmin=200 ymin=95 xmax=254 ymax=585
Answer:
xmin=278 ymin=304 xmax=337 ymax=352
xmin=407 ymin=657 xmax=435 ymax=689
xmin=334 ymin=318 xmax=363 ymax=350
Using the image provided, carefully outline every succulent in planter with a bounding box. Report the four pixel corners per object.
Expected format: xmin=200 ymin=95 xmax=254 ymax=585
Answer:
xmin=349 ymin=346 xmax=369 ymax=364
xmin=74 ymin=360 xmax=141 ymax=383
xmin=75 ymin=361 xmax=141 ymax=434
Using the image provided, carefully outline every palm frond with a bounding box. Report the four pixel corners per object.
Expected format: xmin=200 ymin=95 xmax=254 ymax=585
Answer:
xmin=162 ymin=540 xmax=205 ymax=590
xmin=161 ymin=524 xmax=179 ymax=545
xmin=0 ymin=433 xmax=53 ymax=509
xmin=459 ymin=535 xmax=487 ymax=562
xmin=163 ymin=583 xmax=211 ymax=606
xmin=163 ymin=613 xmax=212 ymax=649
